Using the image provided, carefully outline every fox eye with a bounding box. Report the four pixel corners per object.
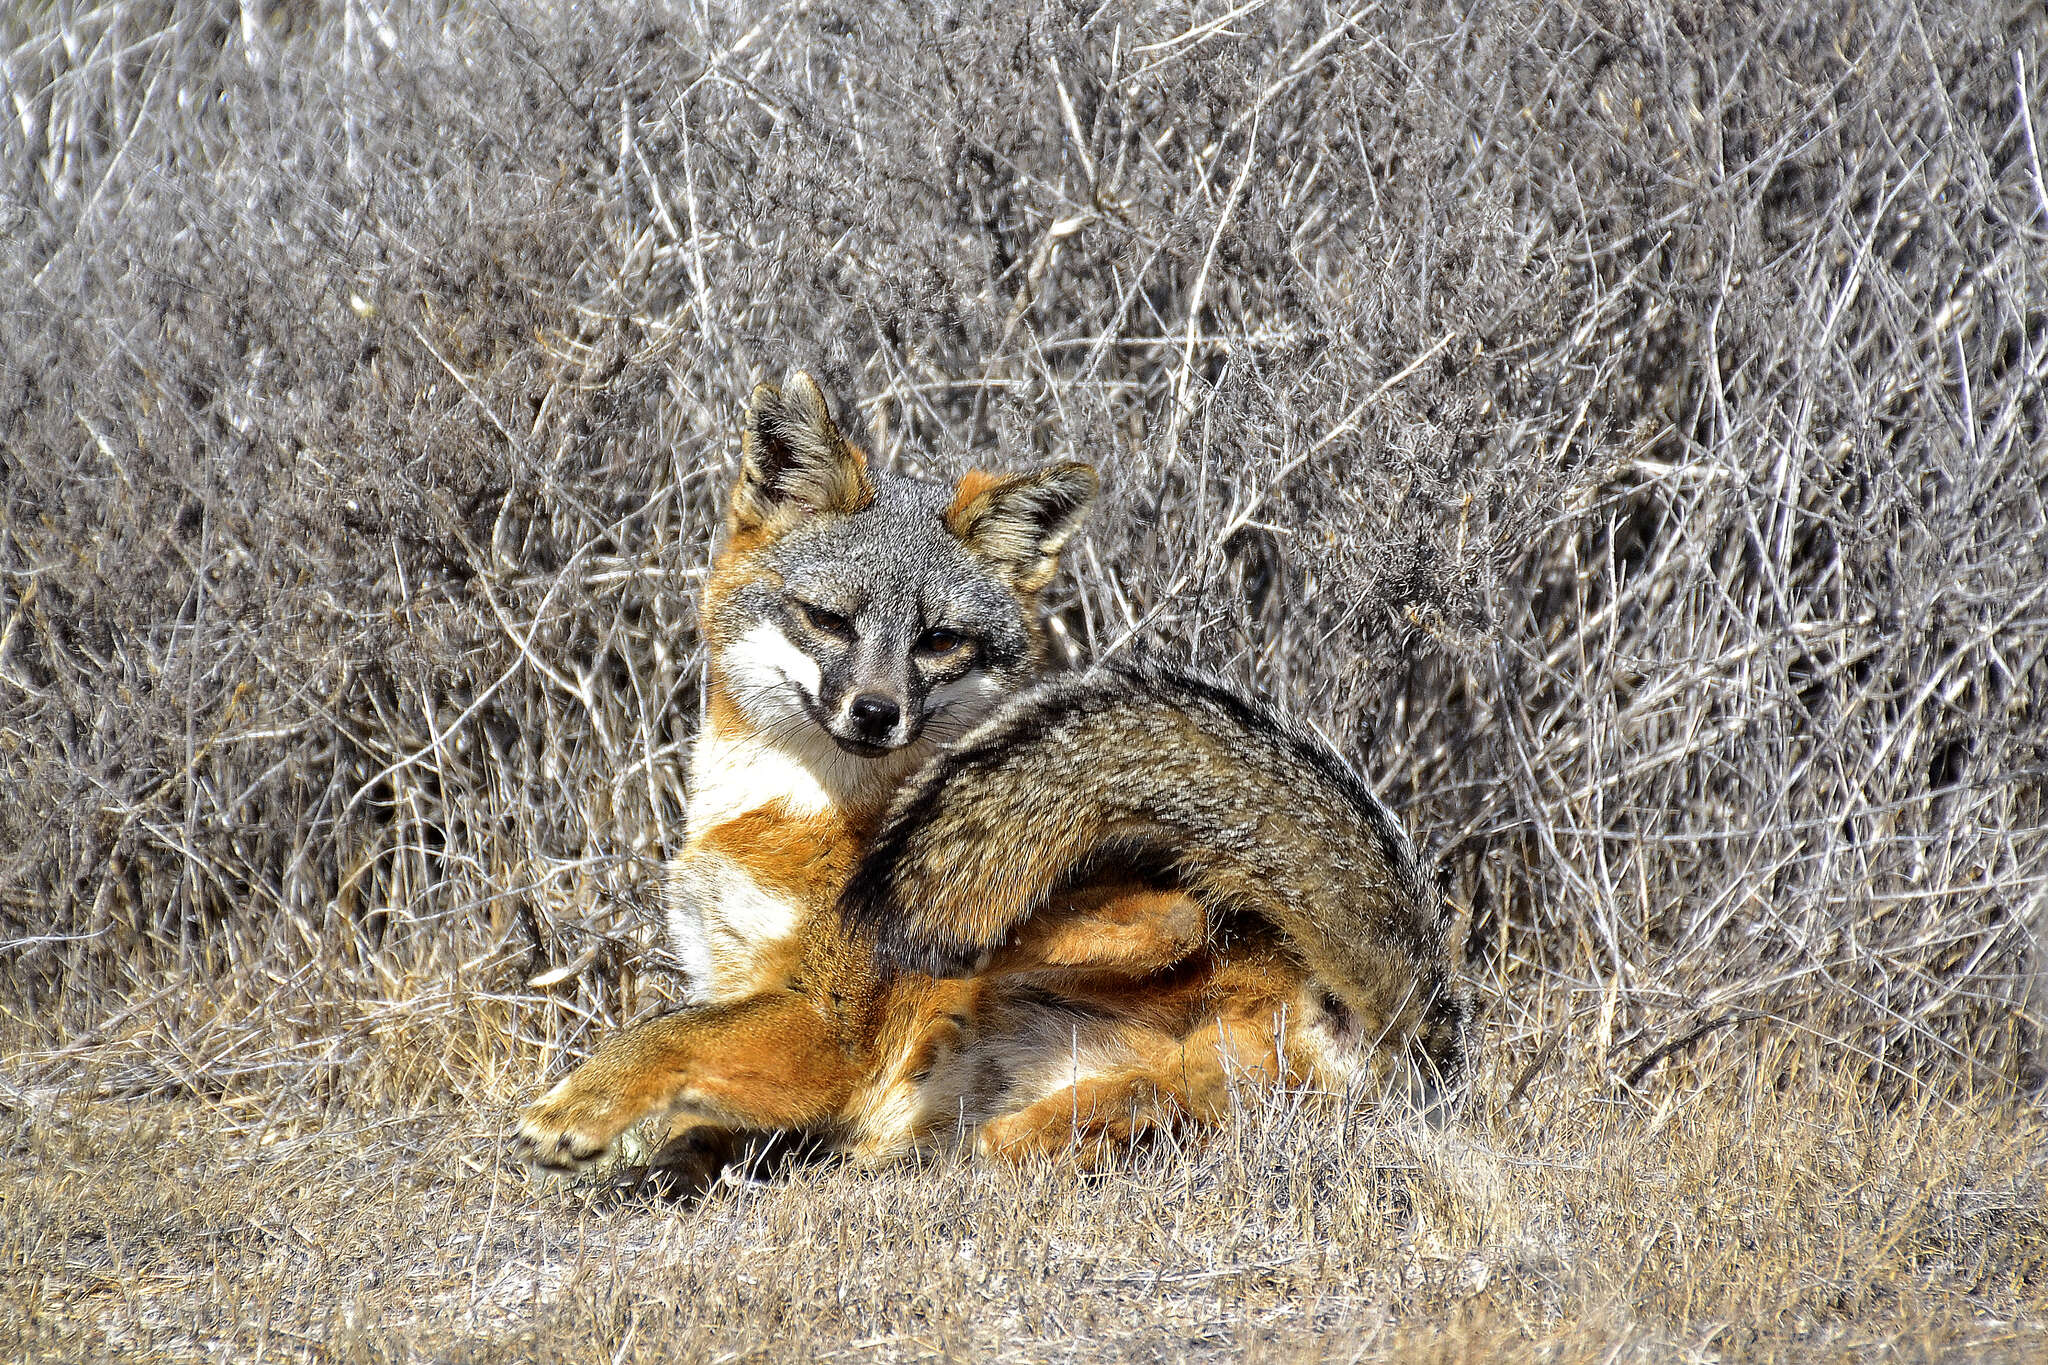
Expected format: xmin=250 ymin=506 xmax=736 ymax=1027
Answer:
xmin=800 ymin=603 xmax=853 ymax=638
xmin=918 ymin=627 xmax=965 ymax=656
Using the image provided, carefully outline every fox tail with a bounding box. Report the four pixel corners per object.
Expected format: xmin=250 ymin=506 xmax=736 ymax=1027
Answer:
xmin=839 ymin=658 xmax=1470 ymax=1092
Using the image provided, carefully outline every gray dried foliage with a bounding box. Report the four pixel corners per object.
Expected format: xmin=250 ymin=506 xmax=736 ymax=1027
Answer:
xmin=2 ymin=0 xmax=2045 ymax=1107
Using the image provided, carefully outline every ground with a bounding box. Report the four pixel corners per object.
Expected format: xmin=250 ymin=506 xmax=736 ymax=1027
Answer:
xmin=5 ymin=1013 xmax=2042 ymax=1363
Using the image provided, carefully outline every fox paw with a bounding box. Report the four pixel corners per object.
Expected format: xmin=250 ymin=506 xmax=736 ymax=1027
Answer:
xmin=513 ymin=1077 xmax=633 ymax=1173
xmin=975 ymin=1109 xmax=1105 ymax=1164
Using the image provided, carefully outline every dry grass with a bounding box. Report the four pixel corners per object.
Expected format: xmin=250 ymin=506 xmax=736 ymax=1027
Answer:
xmin=4 ymin=0 xmax=2047 ymax=1359
xmin=5 ymin=1031 xmax=2043 ymax=1362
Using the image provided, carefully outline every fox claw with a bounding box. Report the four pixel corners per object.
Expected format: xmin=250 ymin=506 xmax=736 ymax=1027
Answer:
xmin=513 ymin=1079 xmax=630 ymax=1172
xmin=513 ymin=1116 xmax=614 ymax=1172
xmin=512 ymin=1121 xmax=610 ymax=1172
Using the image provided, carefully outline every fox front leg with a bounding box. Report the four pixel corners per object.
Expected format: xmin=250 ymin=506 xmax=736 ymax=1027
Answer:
xmin=515 ymin=1034 xmax=683 ymax=1173
xmin=514 ymin=993 xmax=861 ymax=1172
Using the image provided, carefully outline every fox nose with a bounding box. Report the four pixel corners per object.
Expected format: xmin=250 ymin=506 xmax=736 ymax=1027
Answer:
xmin=847 ymin=694 xmax=900 ymax=739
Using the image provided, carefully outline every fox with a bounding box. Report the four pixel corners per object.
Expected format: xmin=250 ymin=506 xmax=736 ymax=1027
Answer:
xmin=513 ymin=373 xmax=1469 ymax=1180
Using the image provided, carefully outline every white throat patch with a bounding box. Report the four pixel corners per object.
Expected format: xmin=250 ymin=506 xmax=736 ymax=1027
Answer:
xmin=720 ymin=620 xmax=823 ymax=723
xmin=688 ymin=621 xmax=936 ymax=834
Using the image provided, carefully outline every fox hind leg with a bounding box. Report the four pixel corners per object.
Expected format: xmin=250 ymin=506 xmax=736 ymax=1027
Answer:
xmin=990 ymin=881 xmax=1206 ymax=977
xmin=976 ymin=1067 xmax=1187 ymax=1168
xmin=975 ymin=999 xmax=1301 ymax=1167
xmin=975 ymin=1020 xmax=1195 ymax=1167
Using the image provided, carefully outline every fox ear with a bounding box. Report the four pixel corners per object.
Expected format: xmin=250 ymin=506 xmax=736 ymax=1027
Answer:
xmin=945 ymin=461 xmax=1098 ymax=592
xmin=735 ymin=373 xmax=874 ymax=528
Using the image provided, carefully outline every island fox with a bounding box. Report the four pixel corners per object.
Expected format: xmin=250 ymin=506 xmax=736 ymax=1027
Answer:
xmin=514 ymin=373 xmax=1468 ymax=1177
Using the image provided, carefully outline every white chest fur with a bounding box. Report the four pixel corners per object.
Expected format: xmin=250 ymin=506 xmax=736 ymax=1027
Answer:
xmin=665 ymin=721 xmax=931 ymax=1002
xmin=683 ymin=719 xmax=932 ymax=837
xmin=662 ymin=853 xmax=803 ymax=1003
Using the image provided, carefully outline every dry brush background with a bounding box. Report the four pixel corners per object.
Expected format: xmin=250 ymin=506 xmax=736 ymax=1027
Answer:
xmin=3 ymin=0 xmax=2046 ymax=1360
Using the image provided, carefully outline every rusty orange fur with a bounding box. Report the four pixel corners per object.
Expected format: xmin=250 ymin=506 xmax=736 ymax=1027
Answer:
xmin=514 ymin=375 xmax=1466 ymax=1186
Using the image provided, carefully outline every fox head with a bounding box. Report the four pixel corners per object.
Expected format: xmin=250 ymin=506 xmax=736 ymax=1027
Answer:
xmin=702 ymin=373 xmax=1096 ymax=758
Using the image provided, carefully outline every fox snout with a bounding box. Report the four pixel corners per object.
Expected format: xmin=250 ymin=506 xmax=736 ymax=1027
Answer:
xmin=829 ymin=689 xmax=913 ymax=754
xmin=848 ymin=693 xmax=899 ymax=732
